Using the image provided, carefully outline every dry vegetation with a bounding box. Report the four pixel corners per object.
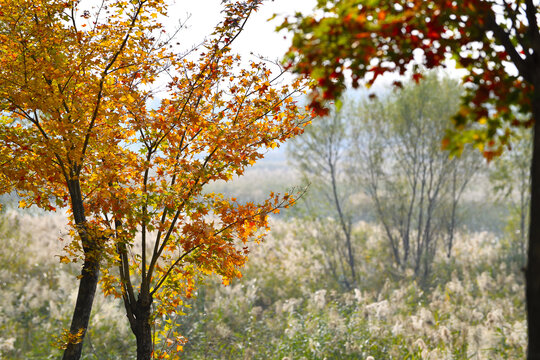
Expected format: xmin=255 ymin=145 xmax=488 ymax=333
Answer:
xmin=0 ymin=195 xmax=526 ymax=359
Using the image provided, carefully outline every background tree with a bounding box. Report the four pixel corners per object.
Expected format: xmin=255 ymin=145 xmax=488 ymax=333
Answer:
xmin=288 ymin=106 xmax=359 ymax=290
xmin=280 ymin=1 xmax=540 ymax=357
xmin=289 ymin=74 xmax=479 ymax=288
xmin=350 ymin=75 xmax=480 ymax=284
xmin=0 ymin=0 xmax=308 ymax=358
xmin=490 ymin=128 xmax=532 ymax=269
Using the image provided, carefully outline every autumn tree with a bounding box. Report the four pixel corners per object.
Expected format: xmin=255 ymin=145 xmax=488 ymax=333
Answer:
xmin=280 ymin=0 xmax=540 ymax=357
xmin=0 ymin=0 xmax=308 ymax=359
xmin=0 ymin=0 xmax=155 ymax=357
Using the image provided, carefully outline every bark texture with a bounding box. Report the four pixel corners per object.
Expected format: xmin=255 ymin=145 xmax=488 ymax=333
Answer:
xmin=131 ymin=297 xmax=153 ymax=360
xmin=62 ymin=179 xmax=101 ymax=360
xmin=61 ymin=259 xmax=100 ymax=360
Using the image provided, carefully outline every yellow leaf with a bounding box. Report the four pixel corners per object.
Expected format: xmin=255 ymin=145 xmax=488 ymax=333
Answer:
xmin=477 ymin=142 xmax=484 ymax=152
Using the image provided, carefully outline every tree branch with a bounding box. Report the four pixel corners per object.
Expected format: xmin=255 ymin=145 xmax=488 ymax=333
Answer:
xmin=484 ymin=9 xmax=533 ymax=82
xmin=524 ymin=0 xmax=540 ymax=56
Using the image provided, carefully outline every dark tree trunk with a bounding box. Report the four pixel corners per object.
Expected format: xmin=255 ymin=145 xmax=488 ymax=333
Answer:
xmin=527 ymin=83 xmax=540 ymax=360
xmin=62 ymin=258 xmax=100 ymax=360
xmin=132 ymin=297 xmax=153 ymax=360
xmin=62 ymin=179 xmax=101 ymax=360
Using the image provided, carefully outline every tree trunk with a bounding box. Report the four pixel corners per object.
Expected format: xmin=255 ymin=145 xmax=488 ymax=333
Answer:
xmin=62 ymin=258 xmax=100 ymax=360
xmin=62 ymin=179 xmax=100 ymax=360
xmin=527 ymin=83 xmax=540 ymax=360
xmin=132 ymin=297 xmax=153 ymax=360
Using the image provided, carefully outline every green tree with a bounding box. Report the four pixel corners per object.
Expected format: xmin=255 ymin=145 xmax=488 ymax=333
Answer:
xmin=351 ymin=75 xmax=480 ymax=283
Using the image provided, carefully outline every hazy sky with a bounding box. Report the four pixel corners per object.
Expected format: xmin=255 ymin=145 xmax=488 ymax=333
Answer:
xmin=171 ymin=0 xmax=317 ymax=61
xmin=165 ymin=0 xmax=461 ymax=93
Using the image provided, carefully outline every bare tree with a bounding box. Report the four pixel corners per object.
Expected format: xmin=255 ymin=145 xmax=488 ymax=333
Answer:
xmin=350 ymin=74 xmax=480 ymax=284
xmin=490 ymin=128 xmax=532 ymax=268
xmin=288 ymin=108 xmax=358 ymax=289
xmin=289 ymin=73 xmax=481 ymax=288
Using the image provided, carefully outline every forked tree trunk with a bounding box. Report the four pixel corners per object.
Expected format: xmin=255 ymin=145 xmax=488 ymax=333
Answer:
xmin=527 ymin=83 xmax=540 ymax=360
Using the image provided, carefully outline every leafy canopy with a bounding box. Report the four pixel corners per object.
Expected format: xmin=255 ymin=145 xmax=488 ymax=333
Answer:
xmin=0 ymin=0 xmax=310 ymax=355
xmin=279 ymin=0 xmax=538 ymax=159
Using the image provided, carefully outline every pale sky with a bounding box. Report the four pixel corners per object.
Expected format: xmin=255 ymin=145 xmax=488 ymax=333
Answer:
xmin=163 ymin=0 xmax=465 ymax=95
xmin=170 ymin=0 xmax=468 ymax=92
xmin=171 ymin=0 xmax=317 ymax=61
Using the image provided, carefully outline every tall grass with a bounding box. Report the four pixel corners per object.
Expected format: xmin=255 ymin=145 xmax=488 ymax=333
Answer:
xmin=0 ymin=191 xmax=525 ymax=359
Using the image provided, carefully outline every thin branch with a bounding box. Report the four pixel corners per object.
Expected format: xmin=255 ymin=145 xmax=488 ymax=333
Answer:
xmin=80 ymin=0 xmax=146 ymax=163
xmin=150 ymin=244 xmax=201 ymax=296
xmin=524 ymin=0 xmax=540 ymax=55
xmin=150 ymin=197 xmax=293 ymax=296
xmin=484 ymin=9 xmax=533 ymax=82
